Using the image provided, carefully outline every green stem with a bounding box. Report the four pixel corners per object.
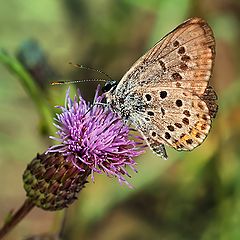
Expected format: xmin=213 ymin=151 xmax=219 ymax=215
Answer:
xmin=0 ymin=199 xmax=35 ymax=239
xmin=0 ymin=49 xmax=55 ymax=136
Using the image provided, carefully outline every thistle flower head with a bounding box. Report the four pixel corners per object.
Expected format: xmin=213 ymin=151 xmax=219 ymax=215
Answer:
xmin=23 ymin=152 xmax=89 ymax=210
xmin=47 ymin=86 xmax=144 ymax=186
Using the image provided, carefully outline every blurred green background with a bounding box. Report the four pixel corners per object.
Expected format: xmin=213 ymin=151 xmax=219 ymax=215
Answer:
xmin=0 ymin=0 xmax=240 ymax=239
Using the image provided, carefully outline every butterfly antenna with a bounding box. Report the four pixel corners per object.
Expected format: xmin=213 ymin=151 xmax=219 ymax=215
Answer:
xmin=51 ymin=79 xmax=107 ymax=85
xmin=69 ymin=62 xmax=113 ymax=80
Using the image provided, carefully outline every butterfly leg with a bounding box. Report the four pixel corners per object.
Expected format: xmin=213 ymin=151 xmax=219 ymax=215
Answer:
xmin=131 ymin=120 xmax=169 ymax=160
xmin=149 ymin=143 xmax=168 ymax=160
xmin=82 ymin=102 xmax=108 ymax=117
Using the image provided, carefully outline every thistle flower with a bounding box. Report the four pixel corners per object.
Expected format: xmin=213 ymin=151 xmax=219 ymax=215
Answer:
xmin=22 ymin=86 xmax=144 ymax=212
xmin=23 ymin=152 xmax=90 ymax=210
xmin=47 ymin=86 xmax=144 ymax=187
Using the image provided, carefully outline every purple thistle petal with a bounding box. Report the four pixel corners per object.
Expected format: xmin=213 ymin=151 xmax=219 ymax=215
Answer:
xmin=47 ymin=86 xmax=145 ymax=186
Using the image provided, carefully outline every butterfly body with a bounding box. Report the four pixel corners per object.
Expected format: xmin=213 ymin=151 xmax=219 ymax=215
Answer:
xmin=103 ymin=17 xmax=218 ymax=159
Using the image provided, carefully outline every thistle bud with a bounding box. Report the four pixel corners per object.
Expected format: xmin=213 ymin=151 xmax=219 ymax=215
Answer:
xmin=23 ymin=152 xmax=90 ymax=211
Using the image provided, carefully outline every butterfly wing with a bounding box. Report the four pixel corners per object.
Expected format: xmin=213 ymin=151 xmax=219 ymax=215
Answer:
xmin=111 ymin=17 xmax=217 ymax=158
xmin=128 ymin=86 xmax=217 ymax=158
xmin=115 ymin=17 xmax=215 ymax=97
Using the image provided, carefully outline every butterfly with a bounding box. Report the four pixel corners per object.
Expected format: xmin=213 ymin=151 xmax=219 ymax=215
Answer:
xmin=102 ymin=17 xmax=218 ymax=160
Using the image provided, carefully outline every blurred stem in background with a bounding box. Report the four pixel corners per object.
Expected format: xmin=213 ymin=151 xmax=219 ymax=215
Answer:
xmin=16 ymin=39 xmax=60 ymax=91
xmin=0 ymin=49 xmax=55 ymax=136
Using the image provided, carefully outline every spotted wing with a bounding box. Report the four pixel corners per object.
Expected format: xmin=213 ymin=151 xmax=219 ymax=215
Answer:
xmin=113 ymin=17 xmax=217 ymax=158
xmin=116 ymin=17 xmax=215 ymax=96
xmin=128 ymin=86 xmax=218 ymax=158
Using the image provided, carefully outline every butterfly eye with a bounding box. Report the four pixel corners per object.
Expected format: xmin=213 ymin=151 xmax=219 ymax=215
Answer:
xmin=102 ymin=80 xmax=117 ymax=93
